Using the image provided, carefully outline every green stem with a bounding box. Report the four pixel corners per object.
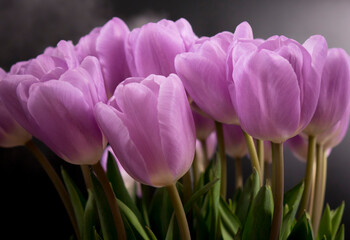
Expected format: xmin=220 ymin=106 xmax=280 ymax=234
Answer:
xmin=166 ymin=183 xmax=191 ymax=240
xmin=257 ymin=139 xmax=265 ymax=182
xmin=297 ymin=135 xmax=316 ymax=219
xmin=81 ymin=165 xmax=92 ymax=189
xmin=270 ymin=142 xmax=284 ymax=240
xmin=235 ymin=157 xmax=243 ymax=189
xmin=271 ymin=142 xmax=276 ymax=196
xmin=192 ymin=154 xmax=200 ymax=187
xmin=25 ymin=140 xmax=80 ymax=239
xmin=92 ymin=162 xmax=126 ymax=240
xmin=311 ymin=144 xmax=324 ymax=235
xmin=215 ymin=121 xmax=227 ymax=198
xmin=307 ymin=159 xmax=317 ymax=216
xmin=242 ymin=131 xmax=262 ymax=186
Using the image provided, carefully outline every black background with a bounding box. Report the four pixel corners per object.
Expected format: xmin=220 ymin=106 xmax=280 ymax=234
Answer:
xmin=1 ymin=0 xmax=350 ymax=239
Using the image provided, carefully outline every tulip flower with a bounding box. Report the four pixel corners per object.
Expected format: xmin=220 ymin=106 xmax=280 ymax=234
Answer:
xmin=176 ymin=22 xmax=253 ymax=124
xmin=195 ymin=132 xmax=217 ymax=169
xmin=125 ymin=18 xmax=197 ymax=78
xmin=94 ymin=74 xmax=196 ymax=187
xmin=304 ymin=48 xmax=350 ymax=136
xmin=287 ymin=134 xmax=309 ymax=162
xmin=101 ymin=146 xmax=138 ymax=196
xmin=230 ymin=35 xmax=328 ymax=142
xmin=0 ymin=41 xmax=107 ymax=164
xmin=318 ymin=114 xmax=350 ymax=149
xmin=223 ymin=123 xmax=247 ymax=159
xmin=76 ymin=17 xmax=131 ymax=98
xmin=192 ymin=105 xmax=215 ymax=140
xmin=0 ymin=68 xmax=31 ymax=147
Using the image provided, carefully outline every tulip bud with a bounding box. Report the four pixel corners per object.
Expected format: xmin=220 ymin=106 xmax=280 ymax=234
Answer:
xmin=176 ymin=22 xmax=253 ymax=124
xmin=0 ymin=68 xmax=31 ymax=147
xmin=101 ymin=146 xmax=138 ymax=196
xmin=304 ymin=48 xmax=350 ymax=136
xmin=125 ymin=18 xmax=197 ymax=77
xmin=94 ymin=74 xmax=196 ymax=187
xmin=230 ymin=35 xmax=328 ymax=142
xmin=0 ymin=41 xmax=107 ymax=164
xmin=192 ymin=104 xmax=215 ymax=140
xmin=287 ymin=134 xmax=309 ymax=162
xmin=223 ymin=124 xmax=247 ymax=159
xmin=195 ymin=132 xmax=217 ymax=171
xmin=318 ymin=114 xmax=350 ymax=149
xmin=76 ymin=17 xmax=131 ymax=98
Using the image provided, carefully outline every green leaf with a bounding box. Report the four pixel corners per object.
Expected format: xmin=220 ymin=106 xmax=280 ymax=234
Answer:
xmin=334 ymin=224 xmax=344 ymax=240
xmin=242 ymin=185 xmax=273 ymax=240
xmin=220 ymin=218 xmax=234 ymax=240
xmin=165 ymin=214 xmax=175 ymax=240
xmin=184 ymin=177 xmax=219 ymax=213
xmin=61 ymin=167 xmax=85 ymax=236
xmin=149 ymin=188 xmax=173 ymax=238
xmin=106 ymin=153 xmax=143 ymax=223
xmin=93 ymin=226 xmax=103 ymax=240
xmin=145 ymin=226 xmax=158 ymax=240
xmin=230 ymin=188 xmax=242 ymax=214
xmin=331 ymin=202 xmax=345 ymax=239
xmin=90 ymin=171 xmax=118 ymax=240
xmin=83 ymin=190 xmax=97 ymax=240
xmin=210 ymin=152 xmax=221 ymax=239
xmin=116 ymin=198 xmax=150 ymax=240
xmin=236 ymin=170 xmax=260 ymax=225
xmin=318 ymin=204 xmax=332 ymax=240
xmin=219 ymin=197 xmax=241 ymax=236
xmin=123 ymin=215 xmax=137 ymax=240
xmin=288 ymin=213 xmax=314 ymax=240
xmin=281 ymin=182 xmax=305 ymax=240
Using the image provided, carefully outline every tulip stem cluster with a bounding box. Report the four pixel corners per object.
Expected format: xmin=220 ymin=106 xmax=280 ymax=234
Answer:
xmin=25 ymin=140 xmax=80 ymax=239
xmin=166 ymin=183 xmax=191 ymax=240
xmin=215 ymin=121 xmax=227 ymax=198
xmin=297 ymin=135 xmax=316 ymax=219
xmin=91 ymin=162 xmax=126 ymax=240
xmin=270 ymin=142 xmax=284 ymax=240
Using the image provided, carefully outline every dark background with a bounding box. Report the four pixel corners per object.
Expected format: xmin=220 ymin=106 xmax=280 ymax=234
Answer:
xmin=1 ymin=0 xmax=350 ymax=239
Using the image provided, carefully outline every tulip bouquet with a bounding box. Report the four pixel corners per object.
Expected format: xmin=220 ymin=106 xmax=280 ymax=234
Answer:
xmin=0 ymin=16 xmax=349 ymax=240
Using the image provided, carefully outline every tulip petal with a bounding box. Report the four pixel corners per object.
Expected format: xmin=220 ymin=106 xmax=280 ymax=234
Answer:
xmin=233 ymin=21 xmax=253 ymax=41
xmin=117 ymin=81 xmax=174 ymax=186
xmin=132 ymin=23 xmax=186 ymax=77
xmin=175 ymin=52 xmax=236 ymax=123
xmin=27 ymin=80 xmax=103 ymax=164
xmin=303 ymin=35 xmax=328 ymax=78
xmin=96 ymin=18 xmax=130 ymax=97
xmin=233 ymin=50 xmax=301 ymax=142
xmin=157 ymin=74 xmax=195 ymax=181
xmin=94 ymin=103 xmax=151 ymax=185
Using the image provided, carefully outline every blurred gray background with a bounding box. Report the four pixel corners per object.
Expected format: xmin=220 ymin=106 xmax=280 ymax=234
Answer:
xmin=1 ymin=0 xmax=350 ymax=238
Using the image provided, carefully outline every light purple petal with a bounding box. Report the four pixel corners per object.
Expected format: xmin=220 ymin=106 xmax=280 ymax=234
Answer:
xmin=233 ymin=21 xmax=253 ymax=41
xmin=233 ymin=50 xmax=301 ymax=142
xmin=303 ymin=35 xmax=328 ymax=78
xmin=27 ymin=80 xmax=104 ymax=164
xmin=96 ymin=17 xmax=130 ymax=98
xmin=157 ymin=74 xmax=195 ymax=182
xmin=94 ymin=102 xmax=151 ymax=185
xmin=223 ymin=124 xmax=247 ymax=158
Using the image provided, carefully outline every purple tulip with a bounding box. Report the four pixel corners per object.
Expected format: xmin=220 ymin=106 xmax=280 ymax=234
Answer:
xmin=101 ymin=146 xmax=138 ymax=195
xmin=304 ymin=48 xmax=350 ymax=136
xmin=0 ymin=41 xmax=107 ymax=164
xmin=317 ymin=114 xmax=350 ymax=149
xmin=76 ymin=17 xmax=131 ymax=98
xmin=94 ymin=74 xmax=196 ymax=187
xmin=230 ymin=35 xmax=328 ymax=142
xmin=175 ymin=22 xmax=253 ymax=124
xmin=125 ymin=18 xmax=197 ymax=78
xmin=192 ymin=104 xmax=215 ymax=140
xmin=0 ymin=68 xmax=31 ymax=147
xmin=195 ymin=132 xmax=217 ymax=171
xmin=223 ymin=124 xmax=247 ymax=158
xmin=287 ymin=134 xmax=309 ymax=162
